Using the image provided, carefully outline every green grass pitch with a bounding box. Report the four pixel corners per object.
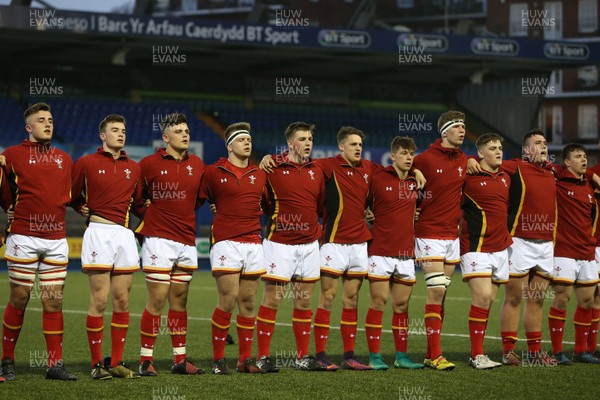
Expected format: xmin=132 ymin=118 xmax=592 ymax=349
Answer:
xmin=0 ymin=270 xmax=593 ymax=400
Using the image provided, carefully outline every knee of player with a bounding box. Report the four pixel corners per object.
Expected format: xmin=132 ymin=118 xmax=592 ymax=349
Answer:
xmin=550 ymin=293 xmax=569 ymax=310
xmin=112 ymin=295 xmax=130 ymax=312
xmin=261 ymin=293 xmax=282 ymax=309
xmin=292 ymin=297 xmax=312 ymax=310
xmin=576 ymin=295 xmax=595 ymax=309
xmin=369 ymin=295 xmax=388 ymax=311
xmin=426 ymin=285 xmax=446 ymax=302
xmin=41 ymin=296 xmax=63 ymax=312
xmin=90 ymin=296 xmax=109 ymax=313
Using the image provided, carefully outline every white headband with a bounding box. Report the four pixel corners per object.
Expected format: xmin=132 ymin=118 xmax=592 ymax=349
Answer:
xmin=440 ymin=119 xmax=465 ymax=135
xmin=226 ymin=130 xmax=251 ymax=146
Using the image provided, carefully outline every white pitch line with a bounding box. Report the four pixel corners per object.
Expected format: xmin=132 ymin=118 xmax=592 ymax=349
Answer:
xmin=0 ymin=306 xmax=574 ymax=345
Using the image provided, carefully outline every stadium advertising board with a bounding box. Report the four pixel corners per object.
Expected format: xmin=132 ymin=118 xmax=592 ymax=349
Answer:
xmin=0 ymin=5 xmax=598 ymax=63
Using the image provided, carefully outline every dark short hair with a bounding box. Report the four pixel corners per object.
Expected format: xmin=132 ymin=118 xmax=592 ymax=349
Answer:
xmin=285 ymin=121 xmax=314 ymax=141
xmin=224 ymin=121 xmax=251 ymax=142
xmin=522 ymin=128 xmax=545 ymax=146
xmin=561 ymin=143 xmax=586 ymax=162
xmin=337 ymin=126 xmax=365 ymax=145
xmin=476 ymin=133 xmax=503 ymax=150
xmin=99 ymin=114 xmax=126 ymax=133
xmin=390 ymin=136 xmax=416 ymax=153
xmin=437 ymin=110 xmax=465 ymax=131
xmin=160 ymin=113 xmax=188 ymax=133
xmin=24 ymin=102 xmax=51 ymax=122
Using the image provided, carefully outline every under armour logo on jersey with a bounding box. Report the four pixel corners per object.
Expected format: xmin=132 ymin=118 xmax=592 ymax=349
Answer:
xmin=186 ymin=165 xmax=193 ymax=176
xmin=567 ymin=191 xmax=574 ymax=196
xmin=259 ymin=331 xmax=271 ymax=336
xmin=363 ymin=173 xmax=369 ymax=183
xmin=368 ymin=335 xmax=380 ymax=340
xmin=308 ymin=170 xmax=315 ymax=180
xmin=588 ymin=194 xmax=593 ymax=203
xmin=501 ymin=178 xmax=508 ymax=187
xmin=427 ymin=328 xmax=441 ymax=335
xmin=457 ymin=167 xmax=463 ymax=176
xmin=29 ymin=159 xmax=36 ymax=164
xmin=214 ymin=336 xmax=226 ymax=341
xmin=480 ymin=181 xmax=487 ymax=186
xmin=220 ymin=178 xmax=227 ymax=183
xmin=408 ymin=183 xmax=416 ymax=191
xmin=161 ymin=170 xmax=168 ymax=175
xmin=473 ymin=330 xmax=485 ymax=335
xmin=91 ymin=339 xmax=102 ymax=344
xmin=436 ymin=169 xmax=443 ymax=173
xmin=56 ymin=158 xmax=63 ymax=169
xmin=282 ymin=171 xmax=290 ymax=175
xmin=551 ymin=327 xmax=563 ymax=332
xmin=249 ymin=175 xmax=256 ymax=184
xmin=347 ymin=171 xmax=353 ymax=175
xmin=124 ymin=168 xmax=131 ymax=179
xmin=98 ymin=169 xmax=106 ymax=174
xmin=386 ymin=186 xmax=393 ymax=191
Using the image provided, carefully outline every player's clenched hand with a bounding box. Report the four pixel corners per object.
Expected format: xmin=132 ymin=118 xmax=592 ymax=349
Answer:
xmin=413 ymin=168 xmax=426 ymax=189
xmin=260 ymin=154 xmax=276 ymax=174
xmin=466 ymin=158 xmax=483 ymax=174
xmin=210 ymin=203 xmax=217 ymax=214
xmin=79 ymin=204 xmax=89 ymax=217
xmin=364 ymin=209 xmax=375 ymax=222
xmin=414 ymin=208 xmax=421 ymax=221
xmin=144 ymin=199 xmax=151 ymax=207
xmin=6 ymin=205 xmax=14 ymax=222
xmin=0 ymin=155 xmax=5 ymax=167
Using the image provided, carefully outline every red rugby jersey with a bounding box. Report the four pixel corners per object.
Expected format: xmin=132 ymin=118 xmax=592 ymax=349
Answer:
xmin=135 ymin=148 xmax=205 ymax=246
xmin=71 ymin=147 xmax=143 ymax=227
xmin=413 ymin=139 xmax=467 ymax=239
xmin=2 ymin=140 xmax=72 ymax=239
xmin=460 ymin=170 xmax=513 ymax=255
xmin=503 ymin=159 xmax=558 ymax=241
xmin=263 ymin=152 xmax=324 ymax=245
xmin=554 ymin=169 xmax=596 ymax=260
xmin=199 ymin=157 xmax=266 ymax=245
xmin=368 ymin=167 xmax=417 ymax=258
xmin=316 ymin=155 xmax=378 ymax=244
xmin=588 ymin=164 xmax=600 ymax=244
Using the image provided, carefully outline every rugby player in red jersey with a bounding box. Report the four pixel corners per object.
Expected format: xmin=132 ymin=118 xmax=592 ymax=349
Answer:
xmin=364 ymin=136 xmax=424 ymax=370
xmin=412 ymin=110 xmax=468 ymax=370
xmin=201 ymin=122 xmax=267 ymax=374
xmin=255 ymin=122 xmax=327 ymax=372
xmin=136 ymin=113 xmax=206 ymax=376
xmin=460 ymin=133 xmax=511 ymax=369
xmin=71 ymin=114 xmax=143 ymax=379
xmin=548 ymin=144 xmax=599 ymax=365
xmin=0 ymin=103 xmax=76 ymax=381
